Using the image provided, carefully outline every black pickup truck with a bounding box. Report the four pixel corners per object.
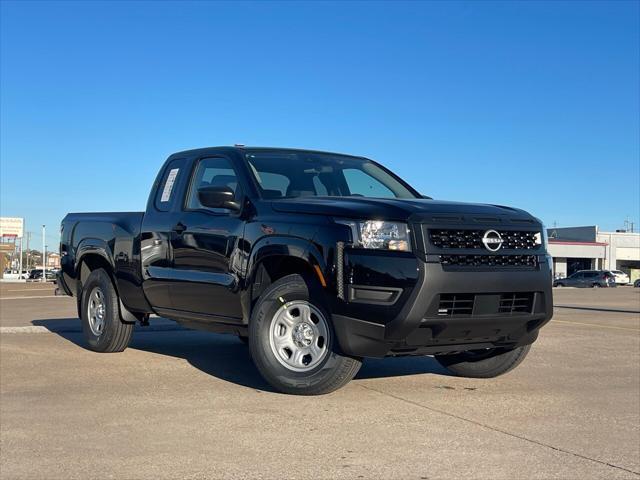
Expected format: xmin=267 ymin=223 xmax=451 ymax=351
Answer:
xmin=59 ymin=146 xmax=553 ymax=395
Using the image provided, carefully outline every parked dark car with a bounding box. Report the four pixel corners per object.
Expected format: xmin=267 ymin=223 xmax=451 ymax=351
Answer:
xmin=553 ymin=270 xmax=616 ymax=288
xmin=29 ymin=269 xmax=57 ymax=281
xmin=58 ymin=146 xmax=554 ymax=395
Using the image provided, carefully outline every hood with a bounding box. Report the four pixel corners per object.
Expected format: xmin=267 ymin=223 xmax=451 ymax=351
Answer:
xmin=270 ymin=197 xmax=536 ymax=223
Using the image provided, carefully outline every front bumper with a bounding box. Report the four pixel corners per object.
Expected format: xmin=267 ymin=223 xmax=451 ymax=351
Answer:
xmin=330 ymin=249 xmax=554 ymax=358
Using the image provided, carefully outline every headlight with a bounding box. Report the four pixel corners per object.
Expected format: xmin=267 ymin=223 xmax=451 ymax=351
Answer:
xmin=534 ymin=224 xmax=549 ymax=250
xmin=336 ymin=220 xmax=411 ymax=252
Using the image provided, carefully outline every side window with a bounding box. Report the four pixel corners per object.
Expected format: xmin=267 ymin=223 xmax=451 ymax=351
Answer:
xmin=187 ymin=157 xmax=239 ymax=212
xmin=155 ymin=158 xmax=185 ymax=212
xmin=343 ymin=168 xmax=395 ymax=198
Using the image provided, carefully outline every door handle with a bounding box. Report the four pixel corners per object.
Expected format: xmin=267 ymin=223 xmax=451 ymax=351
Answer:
xmin=172 ymin=222 xmax=187 ymax=234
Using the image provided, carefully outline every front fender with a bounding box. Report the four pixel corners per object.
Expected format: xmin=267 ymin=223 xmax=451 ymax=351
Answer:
xmin=246 ymin=235 xmax=327 ymax=280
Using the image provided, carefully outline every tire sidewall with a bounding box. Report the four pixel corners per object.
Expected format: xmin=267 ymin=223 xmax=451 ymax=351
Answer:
xmin=249 ymin=275 xmax=349 ymax=391
xmin=81 ymin=269 xmax=120 ymax=351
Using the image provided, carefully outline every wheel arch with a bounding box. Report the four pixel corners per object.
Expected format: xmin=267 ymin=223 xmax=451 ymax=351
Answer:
xmin=76 ymin=245 xmax=139 ymax=324
xmin=245 ymin=237 xmax=329 ymax=317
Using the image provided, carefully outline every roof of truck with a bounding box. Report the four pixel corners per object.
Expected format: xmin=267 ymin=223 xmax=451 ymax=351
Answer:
xmin=168 ymin=145 xmax=367 ymax=160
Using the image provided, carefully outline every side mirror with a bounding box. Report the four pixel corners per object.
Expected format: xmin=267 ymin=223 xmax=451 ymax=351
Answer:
xmin=197 ymin=185 xmax=240 ymax=211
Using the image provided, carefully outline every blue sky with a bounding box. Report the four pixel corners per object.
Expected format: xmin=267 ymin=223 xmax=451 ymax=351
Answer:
xmin=1 ymin=1 xmax=639 ymax=249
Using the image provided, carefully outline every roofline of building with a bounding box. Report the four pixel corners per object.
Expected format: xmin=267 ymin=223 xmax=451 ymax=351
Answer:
xmin=548 ymin=240 xmax=608 ymax=246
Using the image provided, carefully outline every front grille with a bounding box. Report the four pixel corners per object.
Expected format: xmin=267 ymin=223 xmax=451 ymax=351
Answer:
xmin=437 ymin=294 xmax=474 ymax=316
xmin=440 ymin=254 xmax=538 ymax=268
xmin=436 ymin=292 xmax=536 ymax=317
xmin=499 ymin=293 xmax=534 ymax=314
xmin=429 ymin=229 xmax=539 ymax=250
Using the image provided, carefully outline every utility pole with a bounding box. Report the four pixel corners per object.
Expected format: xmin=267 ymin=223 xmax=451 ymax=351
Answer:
xmin=42 ymin=225 xmax=46 ymax=283
xmin=25 ymin=232 xmax=31 ymax=271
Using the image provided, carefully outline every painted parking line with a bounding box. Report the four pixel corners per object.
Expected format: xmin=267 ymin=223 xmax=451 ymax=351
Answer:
xmin=6 ymin=288 xmax=55 ymax=292
xmin=0 ymin=295 xmax=64 ymax=300
xmin=552 ymin=319 xmax=640 ymax=332
xmin=0 ymin=326 xmax=55 ymax=334
xmin=0 ymin=324 xmax=187 ymax=334
xmin=555 ymin=305 xmax=640 ymax=314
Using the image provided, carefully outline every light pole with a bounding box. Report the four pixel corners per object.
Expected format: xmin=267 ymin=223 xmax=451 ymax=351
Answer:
xmin=42 ymin=225 xmax=46 ymax=283
xmin=18 ymin=235 xmax=23 ymax=280
xmin=25 ymin=232 xmax=31 ymax=271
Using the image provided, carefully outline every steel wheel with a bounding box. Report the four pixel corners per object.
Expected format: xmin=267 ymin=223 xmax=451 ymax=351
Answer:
xmin=268 ymin=300 xmax=330 ymax=372
xmin=87 ymin=286 xmax=106 ymax=336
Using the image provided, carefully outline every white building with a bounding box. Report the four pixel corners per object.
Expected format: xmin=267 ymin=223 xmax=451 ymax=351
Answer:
xmin=547 ymin=226 xmax=640 ymax=281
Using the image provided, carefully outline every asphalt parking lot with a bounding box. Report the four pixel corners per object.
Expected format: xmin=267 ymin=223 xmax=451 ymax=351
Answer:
xmin=1 ymin=283 xmax=639 ymax=479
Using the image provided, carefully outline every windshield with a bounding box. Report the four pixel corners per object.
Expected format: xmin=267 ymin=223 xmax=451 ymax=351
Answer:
xmin=245 ymin=151 xmax=419 ymax=200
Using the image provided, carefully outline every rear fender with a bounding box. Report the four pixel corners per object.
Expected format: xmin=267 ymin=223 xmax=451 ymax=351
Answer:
xmin=76 ymin=240 xmax=138 ymax=324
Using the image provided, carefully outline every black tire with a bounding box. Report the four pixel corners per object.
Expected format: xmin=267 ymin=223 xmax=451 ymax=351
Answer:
xmin=435 ymin=344 xmax=531 ymax=379
xmin=249 ymin=274 xmax=362 ymax=395
xmin=80 ymin=268 xmax=133 ymax=353
xmin=592 ymin=283 xmax=601 ymax=288
xmin=238 ymin=335 xmax=249 ymax=345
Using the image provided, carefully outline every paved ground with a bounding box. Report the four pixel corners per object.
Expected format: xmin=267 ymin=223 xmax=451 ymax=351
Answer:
xmin=1 ymin=283 xmax=639 ymax=479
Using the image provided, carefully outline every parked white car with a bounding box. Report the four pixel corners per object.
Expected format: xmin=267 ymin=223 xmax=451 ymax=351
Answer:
xmin=610 ymin=270 xmax=630 ymax=285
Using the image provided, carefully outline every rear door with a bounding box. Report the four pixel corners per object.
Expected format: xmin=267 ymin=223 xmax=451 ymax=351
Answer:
xmin=583 ymin=271 xmax=599 ymax=286
xmin=168 ymin=156 xmax=245 ymax=320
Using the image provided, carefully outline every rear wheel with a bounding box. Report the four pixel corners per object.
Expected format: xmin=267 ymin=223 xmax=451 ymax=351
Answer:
xmin=435 ymin=345 xmax=531 ymax=378
xmin=592 ymin=283 xmax=601 ymax=288
xmin=80 ymin=268 xmax=133 ymax=352
xmin=249 ymin=274 xmax=361 ymax=395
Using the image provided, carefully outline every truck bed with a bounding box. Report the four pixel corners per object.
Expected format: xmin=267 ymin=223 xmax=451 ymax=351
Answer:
xmin=59 ymin=211 xmax=147 ymax=311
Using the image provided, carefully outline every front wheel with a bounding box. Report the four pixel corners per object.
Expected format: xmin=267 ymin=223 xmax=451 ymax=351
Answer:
xmin=435 ymin=344 xmax=531 ymax=378
xmin=249 ymin=274 xmax=361 ymax=395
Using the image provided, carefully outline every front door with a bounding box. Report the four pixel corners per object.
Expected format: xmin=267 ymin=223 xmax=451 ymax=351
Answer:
xmin=168 ymin=156 xmax=245 ymax=320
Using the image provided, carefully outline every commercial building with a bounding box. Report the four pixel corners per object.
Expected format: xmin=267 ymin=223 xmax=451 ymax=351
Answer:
xmin=46 ymin=253 xmax=61 ymax=269
xmin=547 ymin=226 xmax=640 ymax=281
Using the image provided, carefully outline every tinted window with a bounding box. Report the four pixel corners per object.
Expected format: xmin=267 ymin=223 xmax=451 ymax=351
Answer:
xmin=312 ymin=176 xmax=328 ymax=196
xmin=343 ymin=168 xmax=395 ymax=198
xmin=187 ymin=157 xmax=239 ymax=212
xmin=155 ymin=158 xmax=185 ymax=212
xmin=252 ymin=171 xmax=290 ymax=197
xmin=246 ymin=151 xmax=418 ymax=199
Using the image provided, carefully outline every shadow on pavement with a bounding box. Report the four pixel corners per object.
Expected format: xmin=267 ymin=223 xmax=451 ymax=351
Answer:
xmin=32 ymin=318 xmax=450 ymax=392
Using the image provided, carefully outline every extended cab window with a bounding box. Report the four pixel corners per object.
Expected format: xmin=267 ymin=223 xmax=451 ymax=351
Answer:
xmin=187 ymin=157 xmax=239 ymax=213
xmin=154 ymin=158 xmax=184 ymax=212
